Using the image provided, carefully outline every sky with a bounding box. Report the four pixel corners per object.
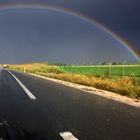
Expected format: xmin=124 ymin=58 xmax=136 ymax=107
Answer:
xmin=0 ymin=0 xmax=140 ymax=64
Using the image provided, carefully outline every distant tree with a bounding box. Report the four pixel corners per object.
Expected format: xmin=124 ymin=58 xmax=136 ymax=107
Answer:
xmin=101 ymin=61 xmax=108 ymax=65
xmin=111 ymin=61 xmax=118 ymax=65
xmin=49 ymin=62 xmax=65 ymax=66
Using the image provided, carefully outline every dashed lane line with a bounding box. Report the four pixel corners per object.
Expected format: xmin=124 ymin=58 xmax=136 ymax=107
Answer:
xmin=8 ymin=71 xmax=36 ymax=100
xmin=60 ymin=131 xmax=78 ymax=140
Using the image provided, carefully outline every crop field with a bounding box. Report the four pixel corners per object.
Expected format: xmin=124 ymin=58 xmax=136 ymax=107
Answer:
xmin=59 ymin=65 xmax=140 ymax=77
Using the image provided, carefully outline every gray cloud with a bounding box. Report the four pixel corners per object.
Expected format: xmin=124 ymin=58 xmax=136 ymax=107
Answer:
xmin=0 ymin=0 xmax=139 ymax=63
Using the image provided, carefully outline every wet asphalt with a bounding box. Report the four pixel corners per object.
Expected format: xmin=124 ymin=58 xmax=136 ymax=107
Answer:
xmin=0 ymin=69 xmax=140 ymax=140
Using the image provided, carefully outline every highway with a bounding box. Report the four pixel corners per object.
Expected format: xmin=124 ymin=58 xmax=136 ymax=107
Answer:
xmin=0 ymin=69 xmax=140 ymax=140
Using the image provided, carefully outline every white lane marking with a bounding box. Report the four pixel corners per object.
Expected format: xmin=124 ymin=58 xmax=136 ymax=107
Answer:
xmin=8 ymin=71 xmax=36 ymax=100
xmin=60 ymin=132 xmax=78 ymax=140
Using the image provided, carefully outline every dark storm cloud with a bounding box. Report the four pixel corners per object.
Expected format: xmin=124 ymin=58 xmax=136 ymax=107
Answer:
xmin=1 ymin=0 xmax=140 ymax=31
xmin=0 ymin=0 xmax=140 ymax=54
xmin=0 ymin=0 xmax=139 ymax=63
xmin=0 ymin=8 xmax=135 ymax=64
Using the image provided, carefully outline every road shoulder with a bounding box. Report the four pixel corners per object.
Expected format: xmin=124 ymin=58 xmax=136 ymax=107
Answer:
xmin=29 ymin=73 xmax=140 ymax=108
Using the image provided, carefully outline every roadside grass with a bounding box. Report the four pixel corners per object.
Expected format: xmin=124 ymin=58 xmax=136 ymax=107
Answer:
xmin=9 ymin=63 xmax=64 ymax=74
xmin=38 ymin=73 xmax=140 ymax=99
xmin=9 ymin=63 xmax=140 ymax=99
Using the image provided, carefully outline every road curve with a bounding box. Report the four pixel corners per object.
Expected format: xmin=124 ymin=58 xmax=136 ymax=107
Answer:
xmin=0 ymin=69 xmax=140 ymax=140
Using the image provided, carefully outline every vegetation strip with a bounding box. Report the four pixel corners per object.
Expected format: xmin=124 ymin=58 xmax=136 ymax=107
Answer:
xmin=8 ymin=63 xmax=140 ymax=100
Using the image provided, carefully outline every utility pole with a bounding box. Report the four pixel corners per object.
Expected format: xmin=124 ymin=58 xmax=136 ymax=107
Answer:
xmin=122 ymin=60 xmax=127 ymax=78
xmin=109 ymin=61 xmax=113 ymax=77
xmin=97 ymin=62 xmax=101 ymax=76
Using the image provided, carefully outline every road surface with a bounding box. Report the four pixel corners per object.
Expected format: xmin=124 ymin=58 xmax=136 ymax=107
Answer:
xmin=0 ymin=69 xmax=140 ymax=140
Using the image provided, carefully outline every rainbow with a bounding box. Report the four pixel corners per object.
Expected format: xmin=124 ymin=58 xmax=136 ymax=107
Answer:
xmin=0 ymin=3 xmax=139 ymax=63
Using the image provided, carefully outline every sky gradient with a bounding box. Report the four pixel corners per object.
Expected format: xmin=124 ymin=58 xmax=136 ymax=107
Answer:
xmin=0 ymin=0 xmax=139 ymax=64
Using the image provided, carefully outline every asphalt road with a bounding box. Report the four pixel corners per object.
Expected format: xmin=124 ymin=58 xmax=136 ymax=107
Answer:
xmin=0 ymin=69 xmax=140 ymax=140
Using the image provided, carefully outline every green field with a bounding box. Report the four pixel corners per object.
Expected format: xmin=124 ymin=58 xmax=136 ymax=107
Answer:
xmin=59 ymin=65 xmax=140 ymax=77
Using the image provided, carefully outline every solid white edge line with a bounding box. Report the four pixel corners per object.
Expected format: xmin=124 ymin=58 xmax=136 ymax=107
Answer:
xmin=60 ymin=132 xmax=78 ymax=140
xmin=8 ymin=71 xmax=36 ymax=100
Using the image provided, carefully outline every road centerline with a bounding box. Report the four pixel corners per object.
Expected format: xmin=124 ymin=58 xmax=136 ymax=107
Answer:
xmin=8 ymin=71 xmax=36 ymax=100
